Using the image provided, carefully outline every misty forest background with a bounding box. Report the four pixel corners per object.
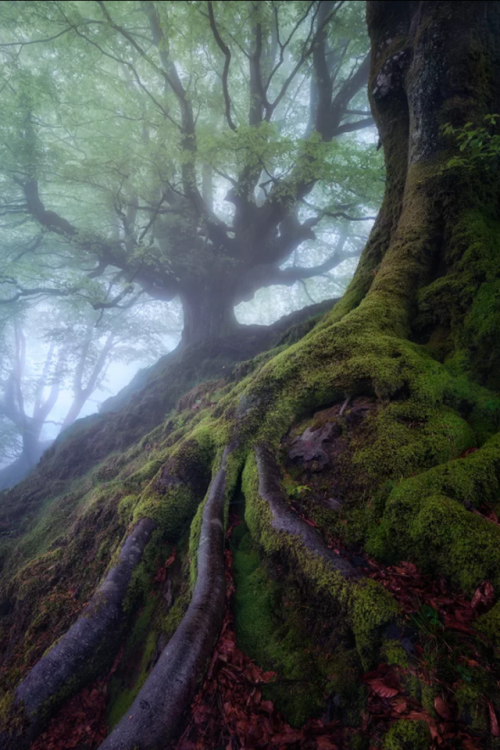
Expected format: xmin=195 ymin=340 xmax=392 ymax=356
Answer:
xmin=0 ymin=0 xmax=379 ymax=487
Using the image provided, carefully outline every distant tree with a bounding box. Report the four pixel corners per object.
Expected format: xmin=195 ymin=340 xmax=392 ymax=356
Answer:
xmin=0 ymin=298 xmax=180 ymax=488
xmin=0 ymin=0 xmax=381 ymax=345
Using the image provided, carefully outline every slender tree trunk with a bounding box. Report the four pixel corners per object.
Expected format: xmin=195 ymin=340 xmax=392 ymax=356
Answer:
xmin=60 ymin=394 xmax=88 ymax=430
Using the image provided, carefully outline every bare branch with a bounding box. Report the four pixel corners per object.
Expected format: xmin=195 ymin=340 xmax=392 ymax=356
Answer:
xmin=334 ymin=116 xmax=375 ymax=135
xmin=0 ymin=27 xmax=74 ymax=48
xmin=207 ymin=1 xmax=237 ymax=131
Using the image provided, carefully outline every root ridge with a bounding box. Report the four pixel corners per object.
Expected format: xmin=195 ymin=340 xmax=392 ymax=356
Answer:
xmin=2 ymin=518 xmax=156 ymax=749
xmin=97 ymin=444 xmax=236 ymax=750
xmin=255 ymin=444 xmax=360 ymax=580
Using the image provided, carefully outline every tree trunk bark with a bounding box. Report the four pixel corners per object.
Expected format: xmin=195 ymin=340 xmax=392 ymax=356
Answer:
xmin=180 ymin=287 xmax=240 ymax=346
xmin=349 ymin=0 xmax=500 ymax=383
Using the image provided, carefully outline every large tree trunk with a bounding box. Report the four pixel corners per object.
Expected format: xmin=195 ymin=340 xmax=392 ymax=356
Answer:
xmin=338 ymin=0 xmax=500 ymax=378
xmin=179 ymin=285 xmax=240 ymax=345
xmin=3 ymin=4 xmax=500 ymax=750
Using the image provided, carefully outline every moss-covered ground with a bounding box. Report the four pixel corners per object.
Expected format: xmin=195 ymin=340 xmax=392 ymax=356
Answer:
xmin=2 ymin=194 xmax=500 ymax=747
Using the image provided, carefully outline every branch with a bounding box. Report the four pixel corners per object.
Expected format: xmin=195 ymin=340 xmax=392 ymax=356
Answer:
xmin=16 ymin=179 xmax=181 ymax=302
xmin=310 ymin=0 xmax=334 ymax=137
xmin=248 ymin=7 xmax=270 ymax=124
xmin=235 ymin=229 xmax=358 ymax=303
xmin=33 ymin=341 xmax=56 ymax=417
xmin=265 ymin=0 xmax=316 ymax=93
xmin=0 ymin=282 xmax=80 ymax=305
xmin=267 ymin=1 xmax=343 ymax=119
xmin=139 ymin=1 xmax=206 ymax=214
xmin=56 ymin=5 xmax=174 ymax=121
xmin=207 ymin=2 xmax=237 ymax=131
xmin=0 ymin=27 xmax=74 ymax=48
xmin=90 ymin=285 xmax=136 ymax=310
xmin=334 ymin=116 xmax=374 ymax=135
xmin=299 ymin=278 xmax=316 ymax=304
xmin=33 ymin=346 xmax=67 ymax=427
xmin=329 ymin=54 xmax=371 ymax=134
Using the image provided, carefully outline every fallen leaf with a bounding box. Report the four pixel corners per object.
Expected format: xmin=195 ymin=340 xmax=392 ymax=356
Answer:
xmin=392 ymin=698 xmax=408 ymax=715
xmin=483 ymin=581 xmax=495 ymax=607
xmin=165 ymin=549 xmax=176 ymax=567
xmin=365 ymin=679 xmax=399 ymax=699
xmin=316 ymin=738 xmax=338 ymax=749
xmin=434 ymin=696 xmax=451 ymax=719
xmin=488 ymin=701 xmax=500 ymax=737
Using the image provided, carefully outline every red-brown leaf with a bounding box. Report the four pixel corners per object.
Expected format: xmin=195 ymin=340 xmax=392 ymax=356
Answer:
xmin=483 ymin=581 xmax=495 ymax=607
xmin=392 ymin=698 xmax=408 ymax=715
xmin=260 ymin=699 xmax=274 ymax=714
xmin=366 ymin=679 xmax=399 ymax=699
xmin=434 ymin=696 xmax=451 ymax=719
xmin=316 ymin=738 xmax=338 ymax=749
xmin=488 ymin=701 xmax=500 ymax=737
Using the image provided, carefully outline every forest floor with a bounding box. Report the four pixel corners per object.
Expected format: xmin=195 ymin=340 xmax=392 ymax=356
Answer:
xmin=2 ymin=308 xmax=500 ymax=750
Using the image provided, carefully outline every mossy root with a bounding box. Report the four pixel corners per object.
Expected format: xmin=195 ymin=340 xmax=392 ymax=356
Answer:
xmin=97 ymin=443 xmax=235 ymax=750
xmin=1 ymin=518 xmax=157 ymax=749
xmin=255 ymin=443 xmax=360 ymax=579
xmin=251 ymin=445 xmax=398 ymax=665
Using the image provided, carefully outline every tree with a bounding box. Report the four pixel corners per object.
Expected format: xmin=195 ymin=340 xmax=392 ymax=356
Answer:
xmin=2 ymin=2 xmax=500 ymax=749
xmin=0 ymin=297 xmax=180 ymax=489
xmin=0 ymin=0 xmax=380 ymax=345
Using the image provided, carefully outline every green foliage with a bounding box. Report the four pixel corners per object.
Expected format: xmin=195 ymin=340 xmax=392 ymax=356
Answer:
xmin=442 ymin=115 xmax=500 ymax=170
xmin=0 ymin=0 xmax=380 ymax=341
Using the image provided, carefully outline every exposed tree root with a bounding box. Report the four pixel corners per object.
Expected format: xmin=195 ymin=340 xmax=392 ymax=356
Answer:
xmin=97 ymin=444 xmax=236 ymax=750
xmin=0 ymin=518 xmax=156 ymax=749
xmin=255 ymin=444 xmax=360 ymax=580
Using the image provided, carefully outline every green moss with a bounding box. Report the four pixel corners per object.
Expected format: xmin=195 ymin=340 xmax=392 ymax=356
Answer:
xmin=0 ymin=691 xmax=28 ymax=737
xmin=350 ymin=580 xmax=400 ymax=668
xmin=108 ymin=532 xmax=191 ymax=729
xmin=232 ymin=521 xmax=335 ymax=726
xmin=417 ymin=204 xmax=500 ymax=390
xmin=476 ymin=601 xmax=500 ymax=648
xmin=401 ymin=674 xmax=439 ymax=717
xmin=123 ymin=530 xmax=172 ymax=614
xmin=242 ymin=454 xmax=398 ymax=668
xmin=454 ymin=681 xmax=488 ymax=732
xmin=188 ymin=446 xmax=244 ymax=587
xmin=160 ymin=589 xmax=190 ymax=635
xmin=381 ymin=641 xmax=410 ymax=669
xmin=118 ymin=494 xmax=137 ymax=524
xmin=188 ymin=497 xmax=204 ymax=589
xmin=367 ymin=434 xmax=500 ymax=593
xmin=133 ymin=484 xmax=198 ymax=539
xmin=353 ymin=403 xmax=474 ymax=487
xmin=382 ymin=719 xmax=431 ymax=750
xmin=107 ymin=597 xmax=158 ymax=728
xmin=127 ymin=460 xmax=164 ymax=485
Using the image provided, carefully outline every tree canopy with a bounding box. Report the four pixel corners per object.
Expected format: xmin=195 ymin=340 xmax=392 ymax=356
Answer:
xmin=1 ymin=0 xmax=381 ymax=343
